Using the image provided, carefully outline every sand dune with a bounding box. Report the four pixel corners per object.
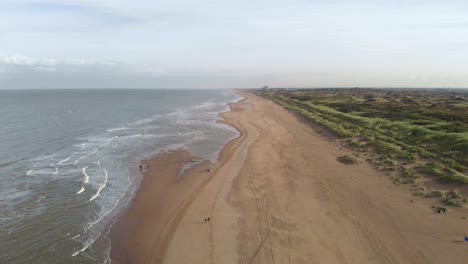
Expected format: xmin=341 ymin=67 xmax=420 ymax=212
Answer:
xmin=111 ymin=91 xmax=468 ymax=264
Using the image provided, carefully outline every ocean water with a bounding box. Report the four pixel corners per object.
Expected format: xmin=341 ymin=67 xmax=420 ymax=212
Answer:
xmin=0 ymin=89 xmax=241 ymax=263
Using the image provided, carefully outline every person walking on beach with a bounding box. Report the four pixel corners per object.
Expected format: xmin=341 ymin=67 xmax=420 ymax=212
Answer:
xmin=139 ymin=165 xmax=142 ymax=171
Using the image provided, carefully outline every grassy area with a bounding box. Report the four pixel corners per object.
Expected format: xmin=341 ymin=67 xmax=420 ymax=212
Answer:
xmin=442 ymin=198 xmax=463 ymax=207
xmin=424 ymin=191 xmax=444 ymax=198
xmin=258 ymin=89 xmax=468 ymax=187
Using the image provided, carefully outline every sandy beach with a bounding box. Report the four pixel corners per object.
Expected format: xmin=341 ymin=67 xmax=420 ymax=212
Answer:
xmin=110 ymin=91 xmax=468 ymax=264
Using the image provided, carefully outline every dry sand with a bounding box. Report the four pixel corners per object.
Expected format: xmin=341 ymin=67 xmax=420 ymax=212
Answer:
xmin=110 ymin=91 xmax=468 ymax=264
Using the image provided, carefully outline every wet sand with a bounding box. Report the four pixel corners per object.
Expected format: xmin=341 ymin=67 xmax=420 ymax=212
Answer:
xmin=110 ymin=91 xmax=468 ymax=264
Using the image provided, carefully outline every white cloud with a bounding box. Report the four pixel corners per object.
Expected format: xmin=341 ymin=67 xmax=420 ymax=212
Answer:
xmin=0 ymin=55 xmax=61 ymax=67
xmin=0 ymin=1 xmax=468 ymax=88
xmin=33 ymin=66 xmax=57 ymax=72
xmin=0 ymin=55 xmax=38 ymax=66
xmin=0 ymin=55 xmax=118 ymax=68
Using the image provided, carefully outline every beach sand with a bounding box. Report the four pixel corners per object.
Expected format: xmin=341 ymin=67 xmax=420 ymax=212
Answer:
xmin=110 ymin=91 xmax=468 ymax=264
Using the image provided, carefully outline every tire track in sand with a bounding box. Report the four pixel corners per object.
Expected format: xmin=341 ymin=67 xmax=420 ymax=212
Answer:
xmin=149 ymin=101 xmax=255 ymax=264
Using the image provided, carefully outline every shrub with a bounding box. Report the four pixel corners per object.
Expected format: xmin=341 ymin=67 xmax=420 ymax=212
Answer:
xmin=420 ymin=162 xmax=444 ymax=177
xmin=442 ymin=198 xmax=463 ymax=207
xmin=424 ymin=191 xmax=443 ymax=198
xmin=446 ymin=190 xmax=462 ymax=199
xmin=373 ymin=141 xmax=402 ymax=155
xmin=434 ymin=205 xmax=448 ymax=212
xmin=400 ymin=167 xmax=417 ymax=179
xmin=440 ymin=158 xmax=466 ymax=172
xmin=438 ymin=174 xmax=468 ymax=184
xmin=381 ymin=156 xmax=397 ymax=166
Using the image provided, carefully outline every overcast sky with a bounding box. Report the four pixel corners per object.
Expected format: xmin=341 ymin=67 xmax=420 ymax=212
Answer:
xmin=1 ymin=0 xmax=467 ymax=89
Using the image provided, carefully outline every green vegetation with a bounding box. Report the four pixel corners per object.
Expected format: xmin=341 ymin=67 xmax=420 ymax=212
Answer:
xmin=438 ymin=174 xmax=468 ymax=184
xmin=424 ymin=191 xmax=444 ymax=198
xmin=442 ymin=198 xmax=463 ymax=207
xmin=446 ymin=190 xmax=462 ymax=199
xmin=432 ymin=205 xmax=448 ymax=212
xmin=398 ymin=166 xmax=418 ymax=184
xmin=420 ymin=162 xmax=444 ymax=177
xmin=259 ymin=88 xmax=468 ymax=185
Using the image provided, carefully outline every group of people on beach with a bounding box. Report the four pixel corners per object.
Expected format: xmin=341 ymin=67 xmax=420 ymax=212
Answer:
xmin=205 ymin=168 xmax=211 ymax=172
xmin=139 ymin=164 xmax=149 ymax=171
xmin=204 ymin=217 xmax=211 ymax=223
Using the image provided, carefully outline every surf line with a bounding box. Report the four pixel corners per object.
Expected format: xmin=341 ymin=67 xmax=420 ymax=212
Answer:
xmin=74 ymin=149 xmax=98 ymax=165
xmin=58 ymin=153 xmax=76 ymax=165
xmin=89 ymin=168 xmax=108 ymax=201
xmin=89 ymin=156 xmax=110 ymax=201
xmin=77 ymin=166 xmax=90 ymax=194
xmin=73 ymin=174 xmax=134 ymax=257
xmin=85 ymin=171 xmax=133 ymax=231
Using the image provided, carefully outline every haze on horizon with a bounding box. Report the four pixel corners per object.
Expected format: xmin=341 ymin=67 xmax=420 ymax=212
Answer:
xmin=1 ymin=0 xmax=467 ymax=89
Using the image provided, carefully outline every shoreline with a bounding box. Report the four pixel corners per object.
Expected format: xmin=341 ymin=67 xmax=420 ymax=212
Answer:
xmin=108 ymin=94 xmax=246 ymax=263
xmin=109 ymin=91 xmax=468 ymax=264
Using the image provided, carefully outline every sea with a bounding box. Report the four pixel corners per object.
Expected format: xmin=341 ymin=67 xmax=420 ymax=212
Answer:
xmin=0 ymin=89 xmax=242 ymax=263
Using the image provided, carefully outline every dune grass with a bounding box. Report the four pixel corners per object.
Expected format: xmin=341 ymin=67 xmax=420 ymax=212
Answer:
xmin=424 ymin=191 xmax=444 ymax=198
xmin=260 ymin=89 xmax=468 ymax=185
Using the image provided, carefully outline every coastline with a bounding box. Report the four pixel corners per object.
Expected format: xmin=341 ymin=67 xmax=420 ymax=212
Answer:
xmin=110 ymin=91 xmax=468 ymax=264
xmin=108 ymin=94 xmax=246 ymax=263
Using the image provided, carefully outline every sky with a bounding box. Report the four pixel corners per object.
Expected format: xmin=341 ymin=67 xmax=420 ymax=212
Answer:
xmin=0 ymin=0 xmax=467 ymax=89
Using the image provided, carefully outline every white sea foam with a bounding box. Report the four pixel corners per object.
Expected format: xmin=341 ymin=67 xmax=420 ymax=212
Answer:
xmin=134 ymin=117 xmax=154 ymax=125
xmin=72 ymin=237 xmax=96 ymax=257
xmin=73 ymin=173 xmax=135 ymax=257
xmin=2 ymin=89 xmax=242 ymax=262
xmin=131 ymin=110 xmax=183 ymax=126
xmin=115 ymin=134 xmax=145 ymax=141
xmin=74 ymin=149 xmax=98 ymax=165
xmin=82 ymin=166 xmax=90 ymax=184
xmin=37 ymin=195 xmax=45 ymax=203
xmin=85 ymin=171 xmax=132 ymax=231
xmin=106 ymin=127 xmax=128 ymax=132
xmin=190 ymin=101 xmax=216 ymax=110
xmin=58 ymin=153 xmax=74 ymax=165
xmin=25 ymin=167 xmax=56 ymax=177
xmin=89 ymin=168 xmax=108 ymax=201
xmin=177 ymin=159 xmax=203 ymax=179
xmin=98 ymin=141 xmax=111 ymax=148
xmin=77 ymin=186 xmax=85 ymax=194
xmin=166 ymin=111 xmax=180 ymax=116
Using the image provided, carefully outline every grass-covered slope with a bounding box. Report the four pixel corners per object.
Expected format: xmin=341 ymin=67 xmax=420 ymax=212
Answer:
xmin=259 ymin=89 xmax=468 ymax=187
